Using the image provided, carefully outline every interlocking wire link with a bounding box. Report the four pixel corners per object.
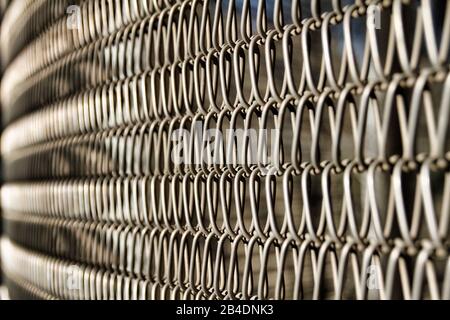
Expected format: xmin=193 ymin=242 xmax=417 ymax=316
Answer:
xmin=1 ymin=0 xmax=449 ymax=300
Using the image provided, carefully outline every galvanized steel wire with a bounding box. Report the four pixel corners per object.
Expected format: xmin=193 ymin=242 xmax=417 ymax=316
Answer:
xmin=0 ymin=0 xmax=449 ymax=300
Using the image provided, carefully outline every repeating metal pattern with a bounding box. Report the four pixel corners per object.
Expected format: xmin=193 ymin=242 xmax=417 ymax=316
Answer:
xmin=1 ymin=0 xmax=449 ymax=300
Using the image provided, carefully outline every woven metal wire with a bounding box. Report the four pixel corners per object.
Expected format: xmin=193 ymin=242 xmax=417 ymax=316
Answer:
xmin=0 ymin=0 xmax=449 ymax=300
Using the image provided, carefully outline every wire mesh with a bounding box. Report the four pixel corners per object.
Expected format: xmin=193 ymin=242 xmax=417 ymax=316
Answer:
xmin=0 ymin=0 xmax=449 ymax=300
